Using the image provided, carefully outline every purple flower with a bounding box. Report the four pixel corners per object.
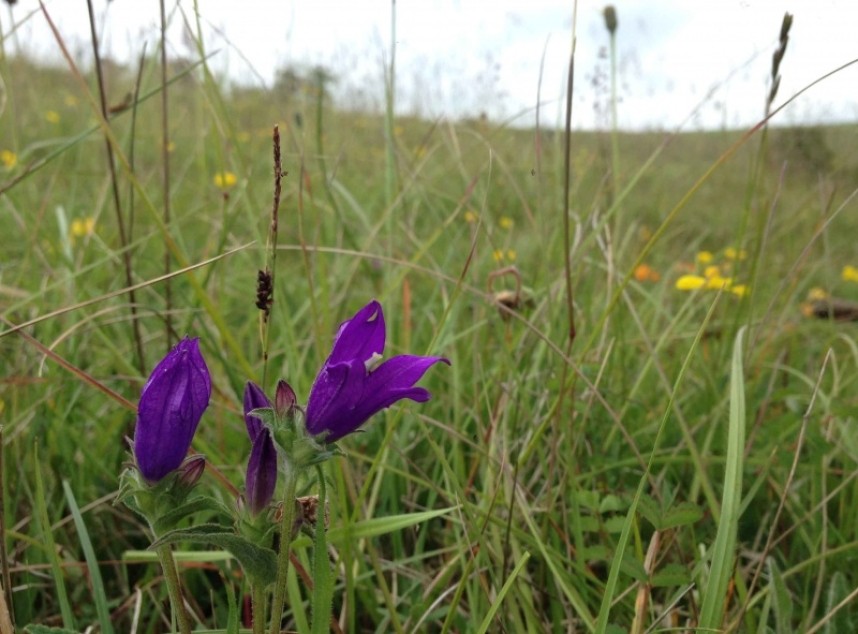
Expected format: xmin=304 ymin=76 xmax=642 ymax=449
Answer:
xmin=305 ymin=300 xmax=449 ymax=443
xmin=243 ymin=381 xmax=278 ymax=515
xmin=133 ymin=337 xmax=211 ymax=483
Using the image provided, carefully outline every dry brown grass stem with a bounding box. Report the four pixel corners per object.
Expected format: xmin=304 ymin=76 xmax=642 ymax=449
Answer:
xmin=84 ymin=0 xmax=146 ymax=374
xmin=159 ymin=0 xmax=173 ymax=348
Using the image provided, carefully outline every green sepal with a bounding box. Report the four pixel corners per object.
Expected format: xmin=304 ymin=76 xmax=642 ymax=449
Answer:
xmin=237 ymin=511 xmax=279 ymax=550
xmin=152 ymin=495 xmax=235 ymax=534
xmin=151 ymin=523 xmax=278 ymax=587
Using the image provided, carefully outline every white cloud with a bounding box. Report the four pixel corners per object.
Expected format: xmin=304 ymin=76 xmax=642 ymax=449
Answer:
xmin=5 ymin=0 xmax=857 ymax=129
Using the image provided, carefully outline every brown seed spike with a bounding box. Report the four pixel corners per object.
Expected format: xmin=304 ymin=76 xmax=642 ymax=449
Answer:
xmin=255 ymin=269 xmax=274 ymax=313
xmin=603 ymin=5 xmax=618 ymax=35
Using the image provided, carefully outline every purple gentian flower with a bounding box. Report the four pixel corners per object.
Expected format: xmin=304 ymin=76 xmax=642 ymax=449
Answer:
xmin=243 ymin=381 xmax=278 ymax=515
xmin=133 ymin=337 xmax=211 ymax=483
xmin=305 ymin=300 xmax=449 ymax=443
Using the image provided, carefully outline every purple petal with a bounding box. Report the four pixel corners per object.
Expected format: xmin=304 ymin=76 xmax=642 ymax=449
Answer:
xmin=305 ymin=354 xmax=450 ymax=443
xmin=304 ymin=360 xmax=366 ymax=438
xmin=243 ymin=381 xmax=271 ymax=440
xmin=327 ymin=300 xmax=386 ymax=365
xmin=134 ymin=338 xmax=211 ymax=483
xmin=245 ymin=429 xmax=278 ymax=516
xmin=343 ymin=355 xmax=450 ymax=436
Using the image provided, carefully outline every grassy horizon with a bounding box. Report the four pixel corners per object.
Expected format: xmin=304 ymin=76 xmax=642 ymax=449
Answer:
xmin=2 ymin=11 xmax=858 ymax=632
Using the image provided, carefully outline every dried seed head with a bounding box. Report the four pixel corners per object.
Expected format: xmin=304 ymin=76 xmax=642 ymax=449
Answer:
xmin=603 ymin=6 xmax=618 ymax=35
xmin=255 ymin=269 xmax=274 ymax=313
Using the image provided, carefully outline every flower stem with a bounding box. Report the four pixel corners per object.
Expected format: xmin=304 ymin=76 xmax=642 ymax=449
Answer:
xmin=155 ymin=543 xmax=192 ymax=634
xmin=269 ymin=467 xmax=298 ymax=634
xmin=252 ymin=583 xmax=266 ymax=634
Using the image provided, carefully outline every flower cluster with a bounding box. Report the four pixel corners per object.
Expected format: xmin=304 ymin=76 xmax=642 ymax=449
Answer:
xmin=131 ymin=300 xmax=449 ymax=515
xmin=213 ymin=171 xmax=237 ymax=190
xmin=675 ymin=248 xmax=749 ymax=297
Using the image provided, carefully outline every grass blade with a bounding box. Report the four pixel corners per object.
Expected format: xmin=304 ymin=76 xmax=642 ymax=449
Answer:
xmin=475 ymin=551 xmax=531 ymax=634
xmin=61 ymin=480 xmax=115 ymax=634
xmin=698 ymin=327 xmax=746 ymax=628
xmin=32 ymin=446 xmax=74 ymax=631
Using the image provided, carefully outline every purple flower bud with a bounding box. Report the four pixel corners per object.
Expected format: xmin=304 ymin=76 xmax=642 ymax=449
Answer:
xmin=243 ymin=381 xmax=278 ymax=515
xmin=133 ymin=338 xmax=211 ymax=483
xmin=274 ymin=379 xmax=297 ymax=419
xmin=243 ymin=380 xmax=271 ymax=440
xmin=177 ymin=455 xmax=206 ymax=489
xmin=305 ymin=300 xmax=450 ymax=443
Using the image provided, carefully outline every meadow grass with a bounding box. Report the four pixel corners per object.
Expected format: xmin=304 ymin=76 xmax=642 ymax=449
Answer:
xmin=2 ymin=11 xmax=858 ymax=634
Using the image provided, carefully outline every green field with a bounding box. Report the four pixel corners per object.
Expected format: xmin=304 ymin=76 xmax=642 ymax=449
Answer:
xmin=2 ymin=18 xmax=858 ymax=633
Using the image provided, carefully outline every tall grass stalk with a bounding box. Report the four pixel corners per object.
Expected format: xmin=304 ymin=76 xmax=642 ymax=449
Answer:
xmin=698 ymin=327 xmax=746 ymax=628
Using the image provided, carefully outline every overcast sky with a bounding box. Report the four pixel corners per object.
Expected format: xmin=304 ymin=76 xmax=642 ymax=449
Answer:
xmin=4 ymin=1 xmax=857 ymax=130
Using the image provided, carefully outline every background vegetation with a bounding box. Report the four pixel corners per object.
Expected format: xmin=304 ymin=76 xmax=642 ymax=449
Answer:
xmin=2 ymin=9 xmax=858 ymax=632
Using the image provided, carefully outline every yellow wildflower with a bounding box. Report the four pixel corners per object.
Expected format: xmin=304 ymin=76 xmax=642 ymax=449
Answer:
xmin=704 ymin=265 xmax=721 ymax=279
xmin=696 ymin=251 xmax=714 ymax=265
xmin=842 ymin=265 xmax=858 ymax=283
xmin=70 ymin=217 xmax=96 ymax=240
xmin=214 ymin=171 xmax=237 ymax=189
xmin=464 ymin=210 xmax=478 ymax=224
xmin=1 ymin=150 xmax=17 ymax=169
xmin=705 ymin=275 xmax=732 ymax=290
xmin=492 ymin=249 xmax=505 ymax=262
xmin=724 ymin=247 xmax=747 ymax=260
xmin=499 ymin=216 xmax=514 ymax=230
xmin=45 ymin=110 xmax=60 ymax=124
xmin=807 ymin=287 xmax=829 ymax=301
xmin=506 ymin=249 xmax=517 ymax=262
xmin=675 ymin=275 xmax=706 ymax=291
xmin=634 ymin=264 xmax=660 ymax=282
xmin=729 ymin=284 xmax=750 ymax=297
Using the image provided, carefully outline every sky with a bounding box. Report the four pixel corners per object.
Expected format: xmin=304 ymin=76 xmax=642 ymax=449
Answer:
xmin=3 ymin=0 xmax=858 ymax=131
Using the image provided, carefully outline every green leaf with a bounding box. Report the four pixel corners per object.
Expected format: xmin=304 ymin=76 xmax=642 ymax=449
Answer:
xmin=152 ymin=495 xmax=233 ymax=534
xmin=620 ymin=555 xmax=648 ymax=582
xmin=581 ymin=545 xmax=610 ymax=561
xmin=636 ymin=494 xmax=662 ymax=529
xmin=660 ymin=502 xmax=703 ymax=529
xmin=650 ymin=563 xmax=691 ymax=588
xmin=599 ymin=494 xmax=627 ymax=513
xmin=578 ymin=516 xmax=601 ymax=532
xmin=603 ymin=515 xmax=627 ymax=534
xmin=152 ymin=524 xmax=277 ymax=587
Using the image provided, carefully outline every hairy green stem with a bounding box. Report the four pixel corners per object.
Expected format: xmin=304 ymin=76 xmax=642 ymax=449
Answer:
xmin=252 ymin=583 xmax=266 ymax=634
xmin=269 ymin=468 xmax=299 ymax=634
xmin=155 ymin=544 xmax=192 ymax=634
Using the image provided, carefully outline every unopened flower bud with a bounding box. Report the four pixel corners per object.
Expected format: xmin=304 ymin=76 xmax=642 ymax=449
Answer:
xmin=274 ymin=379 xmax=297 ymax=419
xmin=177 ymin=455 xmax=206 ymax=489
